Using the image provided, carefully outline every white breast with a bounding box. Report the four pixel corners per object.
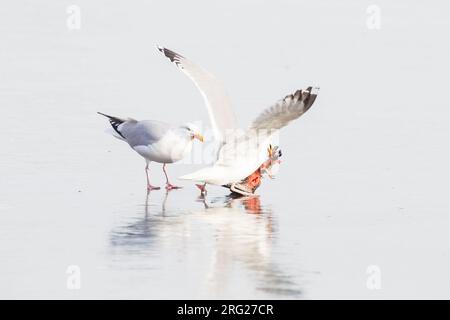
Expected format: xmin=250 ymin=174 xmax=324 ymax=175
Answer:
xmin=133 ymin=131 xmax=193 ymax=163
xmin=179 ymin=133 xmax=277 ymax=185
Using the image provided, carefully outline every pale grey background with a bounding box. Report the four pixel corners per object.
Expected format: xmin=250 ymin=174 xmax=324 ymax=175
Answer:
xmin=1 ymin=0 xmax=449 ymax=299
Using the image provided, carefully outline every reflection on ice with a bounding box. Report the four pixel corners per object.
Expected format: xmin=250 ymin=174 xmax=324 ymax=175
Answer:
xmin=109 ymin=191 xmax=301 ymax=297
xmin=198 ymin=194 xmax=301 ymax=297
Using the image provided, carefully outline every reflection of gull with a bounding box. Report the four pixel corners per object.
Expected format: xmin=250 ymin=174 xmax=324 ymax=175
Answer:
xmin=98 ymin=112 xmax=204 ymax=191
xmin=109 ymin=193 xmax=302 ymax=297
xmin=109 ymin=191 xmax=170 ymax=252
xmin=157 ymin=47 xmax=319 ymax=189
xmin=109 ymin=191 xmax=192 ymax=255
xmin=196 ymin=195 xmax=302 ymax=297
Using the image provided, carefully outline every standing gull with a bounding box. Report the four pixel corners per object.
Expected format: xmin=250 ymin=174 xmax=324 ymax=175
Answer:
xmin=99 ymin=45 xmax=234 ymax=192
xmin=98 ymin=112 xmax=204 ymax=190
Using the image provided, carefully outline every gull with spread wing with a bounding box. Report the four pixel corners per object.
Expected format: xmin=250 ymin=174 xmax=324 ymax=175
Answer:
xmin=157 ymin=47 xmax=319 ymax=195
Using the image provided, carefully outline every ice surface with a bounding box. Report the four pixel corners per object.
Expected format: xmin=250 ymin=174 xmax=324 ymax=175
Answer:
xmin=1 ymin=0 xmax=450 ymax=299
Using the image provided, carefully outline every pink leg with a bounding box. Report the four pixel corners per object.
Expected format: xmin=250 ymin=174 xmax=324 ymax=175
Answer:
xmin=163 ymin=164 xmax=182 ymax=190
xmin=145 ymin=162 xmax=160 ymax=191
xmin=196 ymin=183 xmax=207 ymax=195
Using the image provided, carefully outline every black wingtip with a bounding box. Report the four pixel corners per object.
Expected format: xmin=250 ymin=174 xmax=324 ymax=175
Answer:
xmin=97 ymin=111 xmax=114 ymax=119
xmin=302 ymin=86 xmax=319 ymax=111
xmin=156 ymin=45 xmax=164 ymax=54
xmin=97 ymin=112 xmax=126 ymax=138
xmin=157 ymin=46 xmax=184 ymax=65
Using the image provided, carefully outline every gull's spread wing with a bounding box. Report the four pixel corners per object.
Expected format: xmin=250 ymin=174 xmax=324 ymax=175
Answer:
xmin=158 ymin=46 xmax=237 ymax=143
xmin=250 ymin=87 xmax=319 ymax=131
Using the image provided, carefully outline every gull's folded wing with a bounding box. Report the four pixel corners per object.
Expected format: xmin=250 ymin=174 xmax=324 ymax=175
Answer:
xmin=157 ymin=46 xmax=237 ymax=143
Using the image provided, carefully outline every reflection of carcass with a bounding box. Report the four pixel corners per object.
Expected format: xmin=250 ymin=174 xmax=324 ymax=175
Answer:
xmin=109 ymin=192 xmax=302 ymax=298
xmin=197 ymin=195 xmax=301 ymax=298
